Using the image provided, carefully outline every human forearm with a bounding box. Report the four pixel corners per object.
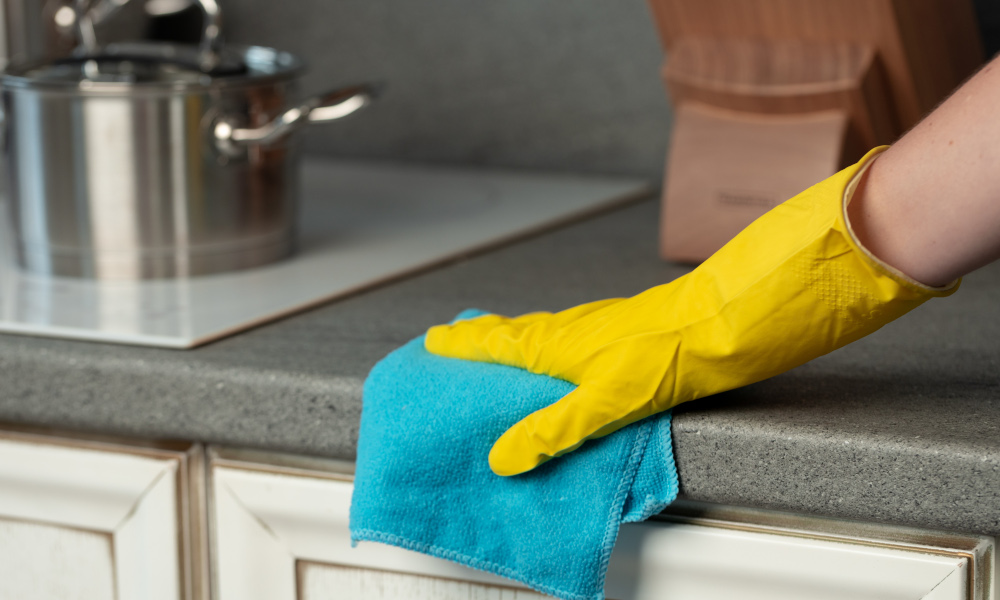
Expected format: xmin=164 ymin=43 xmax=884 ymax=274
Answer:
xmin=848 ymin=55 xmax=1000 ymax=287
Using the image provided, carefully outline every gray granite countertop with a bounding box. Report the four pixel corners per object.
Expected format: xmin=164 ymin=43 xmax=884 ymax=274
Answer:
xmin=1 ymin=197 xmax=999 ymax=536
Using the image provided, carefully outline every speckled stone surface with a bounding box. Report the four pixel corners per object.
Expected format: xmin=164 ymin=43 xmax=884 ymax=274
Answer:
xmin=1 ymin=197 xmax=999 ymax=536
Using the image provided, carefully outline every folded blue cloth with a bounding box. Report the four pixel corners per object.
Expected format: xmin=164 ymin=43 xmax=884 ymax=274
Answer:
xmin=350 ymin=310 xmax=679 ymax=600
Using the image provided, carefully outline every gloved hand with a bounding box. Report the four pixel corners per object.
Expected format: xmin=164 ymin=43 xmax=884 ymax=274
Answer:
xmin=425 ymin=147 xmax=958 ymax=476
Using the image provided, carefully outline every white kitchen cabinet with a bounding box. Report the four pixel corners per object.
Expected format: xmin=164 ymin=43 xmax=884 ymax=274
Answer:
xmin=208 ymin=447 xmax=994 ymax=600
xmin=0 ymin=428 xmax=208 ymax=600
xmin=0 ymin=426 xmax=991 ymax=600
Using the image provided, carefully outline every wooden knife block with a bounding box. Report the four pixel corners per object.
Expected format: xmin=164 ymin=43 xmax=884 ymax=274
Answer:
xmin=660 ymin=38 xmax=894 ymax=262
xmin=648 ymin=0 xmax=984 ymax=263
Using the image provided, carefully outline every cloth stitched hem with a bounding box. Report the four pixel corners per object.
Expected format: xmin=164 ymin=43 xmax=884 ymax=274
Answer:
xmin=596 ymin=421 xmax=650 ymax=584
xmin=623 ymin=418 xmax=680 ymax=524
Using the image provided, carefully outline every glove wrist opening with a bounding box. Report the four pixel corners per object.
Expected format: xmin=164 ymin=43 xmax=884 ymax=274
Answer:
xmin=842 ymin=148 xmax=960 ymax=297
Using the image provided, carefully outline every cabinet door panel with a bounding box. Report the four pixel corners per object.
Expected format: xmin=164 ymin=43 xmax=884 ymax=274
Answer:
xmin=0 ymin=431 xmax=204 ymax=600
xmin=299 ymin=563 xmax=544 ymax=600
xmin=0 ymin=518 xmax=115 ymax=600
xmin=211 ymin=463 xmax=527 ymax=600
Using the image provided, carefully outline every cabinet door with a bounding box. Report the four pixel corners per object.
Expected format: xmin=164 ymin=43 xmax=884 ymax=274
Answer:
xmin=0 ymin=429 xmax=207 ymax=600
xmin=210 ymin=450 xmax=545 ymax=600
xmin=209 ymin=448 xmax=993 ymax=600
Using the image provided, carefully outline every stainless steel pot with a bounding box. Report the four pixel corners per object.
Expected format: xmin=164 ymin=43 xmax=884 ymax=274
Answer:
xmin=0 ymin=43 xmax=373 ymax=279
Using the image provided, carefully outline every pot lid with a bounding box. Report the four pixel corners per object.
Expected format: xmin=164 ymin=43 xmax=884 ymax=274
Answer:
xmin=1 ymin=43 xmax=303 ymax=90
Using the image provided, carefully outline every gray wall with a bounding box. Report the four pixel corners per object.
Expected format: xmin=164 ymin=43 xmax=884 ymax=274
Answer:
xmin=225 ymin=1 xmax=1000 ymax=180
xmin=225 ymin=1 xmax=672 ymax=180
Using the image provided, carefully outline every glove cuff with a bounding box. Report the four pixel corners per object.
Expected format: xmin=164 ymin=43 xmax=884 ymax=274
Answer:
xmin=841 ymin=146 xmax=960 ymax=297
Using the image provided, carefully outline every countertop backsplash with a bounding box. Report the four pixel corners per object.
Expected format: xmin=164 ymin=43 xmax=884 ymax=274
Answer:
xmin=224 ymin=0 xmax=1000 ymax=182
xmin=224 ymin=0 xmax=672 ymax=180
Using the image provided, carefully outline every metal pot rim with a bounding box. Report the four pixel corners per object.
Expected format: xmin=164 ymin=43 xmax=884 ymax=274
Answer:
xmin=0 ymin=43 xmax=304 ymax=93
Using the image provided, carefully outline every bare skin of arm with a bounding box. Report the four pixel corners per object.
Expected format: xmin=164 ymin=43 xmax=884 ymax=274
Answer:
xmin=848 ymin=54 xmax=1000 ymax=288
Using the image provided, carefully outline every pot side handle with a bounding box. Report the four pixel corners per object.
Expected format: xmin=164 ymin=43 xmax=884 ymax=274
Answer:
xmin=212 ymin=83 xmax=378 ymax=156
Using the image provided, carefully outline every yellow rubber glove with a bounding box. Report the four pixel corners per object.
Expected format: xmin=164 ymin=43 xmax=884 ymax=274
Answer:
xmin=425 ymin=147 xmax=958 ymax=476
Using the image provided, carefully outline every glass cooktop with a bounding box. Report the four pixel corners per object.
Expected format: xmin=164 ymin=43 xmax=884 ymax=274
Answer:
xmin=0 ymin=158 xmax=649 ymax=348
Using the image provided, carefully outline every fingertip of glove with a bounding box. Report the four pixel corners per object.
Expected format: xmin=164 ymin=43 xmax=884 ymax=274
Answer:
xmin=488 ymin=426 xmax=551 ymax=476
xmin=488 ymin=446 xmax=538 ymax=477
xmin=423 ymin=323 xmax=451 ymax=354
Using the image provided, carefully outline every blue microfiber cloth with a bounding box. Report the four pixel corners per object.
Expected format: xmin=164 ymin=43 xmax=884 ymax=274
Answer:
xmin=350 ymin=310 xmax=679 ymax=600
